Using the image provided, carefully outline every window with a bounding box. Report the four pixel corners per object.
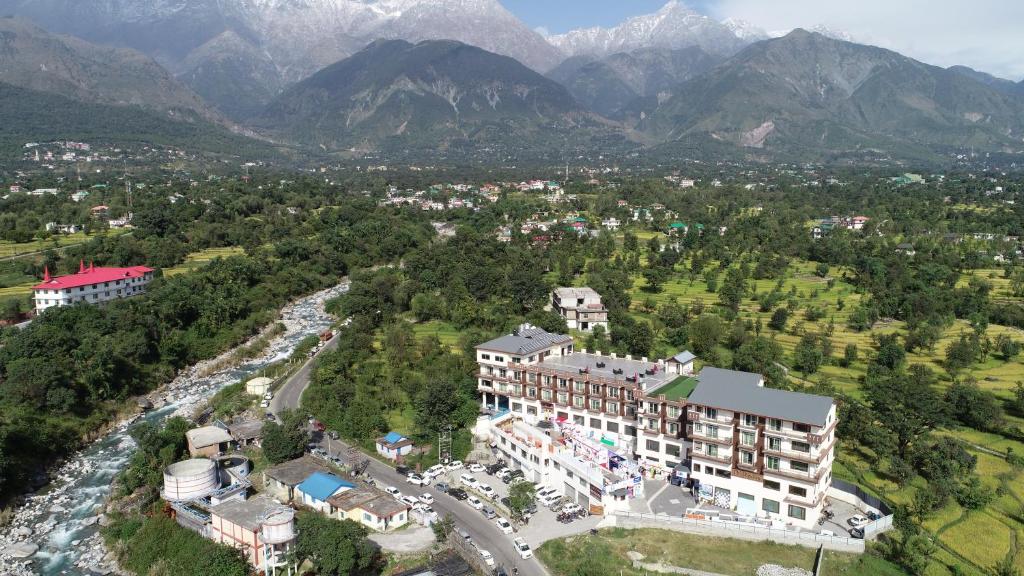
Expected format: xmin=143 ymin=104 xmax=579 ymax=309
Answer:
xmin=625 ymin=425 xmax=637 ymax=437
xmin=740 ymin=451 xmax=754 ymax=465
xmin=707 ymin=425 xmax=719 ymax=439
xmin=607 ymin=401 xmax=619 ymax=414
xmin=573 ymin=396 xmax=584 ymax=408
xmin=482 ymin=353 xmax=491 ymax=360
xmin=647 ymin=402 xmax=659 ymax=413
xmin=693 ymin=422 xmax=704 ymax=433
xmin=573 ymin=382 xmax=584 ymax=392
xmin=590 ymin=418 xmax=601 ymax=429
xmin=667 ymin=422 xmax=679 ymax=435
xmin=763 ymin=480 xmax=780 ymax=491
xmin=762 ymin=499 xmax=780 ymax=514
xmin=693 ymin=464 xmax=701 ymax=473
xmin=646 ymin=440 xmax=660 ymax=451
xmin=626 ymin=390 xmax=634 ymax=401
xmin=591 ymin=384 xmax=601 ymax=395
xmin=766 ymin=456 xmax=780 ymax=470
xmin=512 ymin=402 xmax=522 ymax=412
xmin=790 ymin=461 xmax=809 ymax=473
xmin=609 ymin=387 xmax=619 ymax=398
xmin=528 ymin=356 xmax=535 ymax=362
xmin=512 ymin=357 xmax=521 ymax=363
xmin=707 ymin=444 xmax=719 ymax=458
xmin=789 ymin=486 xmax=807 ymax=497
xmin=706 ymin=408 xmax=718 ymax=419
xmin=743 ymin=414 xmax=757 ymax=427
xmin=793 ymin=422 xmax=810 ymax=433
xmin=542 ymin=390 xmax=552 ymax=401
xmin=788 ymin=505 xmax=806 ymax=520
xmin=769 ymin=418 xmax=782 ymax=431
xmin=767 ymin=436 xmax=781 ymax=451
xmin=741 ymin=431 xmax=755 ymax=446
xmin=494 ymin=355 xmax=504 ymax=362
xmin=527 ymin=387 xmax=537 ymax=398
xmin=714 ymin=468 xmax=731 ymax=479
xmin=667 ymin=406 xmax=680 ymax=418
xmin=557 ymin=393 xmax=568 ymax=404
xmin=665 ymin=444 xmax=680 ymax=457
xmin=791 ymin=441 xmax=810 ymax=453
xmin=590 ymin=399 xmax=601 ymax=411
xmin=694 ymin=441 xmax=703 ymax=452
xmin=606 ymin=421 xmax=619 ymax=433
xmin=573 ymin=415 xmax=584 ymax=425
xmin=646 ymin=418 xmax=658 ymax=431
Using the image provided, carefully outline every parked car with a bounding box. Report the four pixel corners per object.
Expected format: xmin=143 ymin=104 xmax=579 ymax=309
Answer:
xmin=495 ymin=517 xmax=514 ymax=534
xmin=562 ymin=503 xmax=583 ymax=516
xmin=260 ymin=399 xmax=270 ymax=408
xmin=400 ymin=495 xmax=420 ymax=509
xmin=425 ymin=464 xmax=446 ymax=479
xmin=263 ymin=392 xmax=273 ymax=400
xmin=395 ymin=465 xmax=412 ymax=476
xmin=435 ymin=482 xmax=450 ymax=493
xmin=447 ymin=460 xmax=465 ymax=471
xmin=384 ymin=486 xmax=402 ymax=498
xmin=419 ymin=493 xmax=435 ymax=505
xmin=478 ymin=549 xmax=495 ymax=567
xmin=468 ymin=463 xmax=486 ymax=473
xmin=407 ymin=473 xmax=429 ymax=486
xmin=848 ymin=515 xmax=869 ymax=528
xmin=849 ymin=527 xmax=865 ymax=539
xmin=496 ymin=468 xmax=511 ymax=481
xmin=485 ymin=462 xmax=505 ymax=475
xmin=456 ymin=527 xmax=471 ymax=541
xmin=468 ymin=496 xmax=484 ymax=510
xmin=513 ymin=538 xmax=533 ymax=559
xmin=448 ymin=488 xmax=468 ymax=500
xmin=478 ymin=484 xmax=496 ymax=499
xmin=460 ymin=473 xmax=478 ymax=488
xmin=502 ymin=470 xmax=524 ymax=484
xmin=481 ymin=505 xmax=497 ymax=519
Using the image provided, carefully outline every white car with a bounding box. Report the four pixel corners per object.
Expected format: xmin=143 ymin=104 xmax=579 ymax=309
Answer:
xmin=263 ymin=391 xmax=273 ymax=400
xmin=539 ymin=493 xmax=561 ymax=507
xmin=468 ymin=496 xmax=483 ymax=510
xmin=468 ymin=463 xmax=485 ymax=473
xmin=478 ymin=484 xmax=496 ymax=499
xmin=385 ymin=486 xmax=402 ymax=498
xmin=460 ymin=473 xmax=477 ymax=488
xmin=407 ymin=473 xmax=429 ymax=486
xmin=848 ymin=515 xmax=870 ymax=528
xmin=562 ymin=503 xmax=582 ymax=516
xmin=495 ymin=517 xmax=514 ymax=535
xmin=418 ymin=493 xmax=435 ymax=505
xmin=478 ymin=549 xmax=495 ymax=567
xmin=513 ymin=538 xmax=533 ymax=559
xmin=401 ymin=495 xmax=421 ymax=509
xmin=425 ymin=464 xmax=446 ymax=478
xmin=447 ymin=460 xmax=464 ymax=471
xmin=259 ymin=399 xmax=270 ymax=408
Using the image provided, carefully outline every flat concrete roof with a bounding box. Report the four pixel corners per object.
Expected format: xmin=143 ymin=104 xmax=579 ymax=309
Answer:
xmin=540 ymin=353 xmax=675 ymax=388
xmin=228 ymin=420 xmax=264 ymax=441
xmin=210 ymin=494 xmax=280 ymax=532
xmin=264 ymin=455 xmax=330 ymax=487
xmin=186 ymin=426 xmax=232 ymax=448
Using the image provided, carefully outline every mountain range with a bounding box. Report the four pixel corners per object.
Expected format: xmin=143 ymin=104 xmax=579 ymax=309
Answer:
xmin=0 ymin=1 xmax=1021 ymax=164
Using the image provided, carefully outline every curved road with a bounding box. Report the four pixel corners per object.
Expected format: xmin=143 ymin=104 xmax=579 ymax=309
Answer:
xmin=269 ymin=316 xmax=548 ymax=574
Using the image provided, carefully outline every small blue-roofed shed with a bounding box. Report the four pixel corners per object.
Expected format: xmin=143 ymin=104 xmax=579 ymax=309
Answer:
xmin=296 ymin=471 xmax=355 ymax=513
xmin=376 ymin=431 xmax=414 ymax=461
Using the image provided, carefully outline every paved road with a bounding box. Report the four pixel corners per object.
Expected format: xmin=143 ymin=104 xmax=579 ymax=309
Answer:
xmin=268 ymin=331 xmax=341 ymax=418
xmin=314 ymin=438 xmax=550 ymax=575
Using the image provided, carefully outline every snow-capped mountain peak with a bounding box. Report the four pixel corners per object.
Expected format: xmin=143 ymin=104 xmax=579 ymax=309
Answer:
xmin=721 ymin=17 xmax=769 ymax=42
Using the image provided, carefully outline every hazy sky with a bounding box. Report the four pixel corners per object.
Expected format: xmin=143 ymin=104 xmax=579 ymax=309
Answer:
xmin=501 ymin=0 xmax=1024 ymax=81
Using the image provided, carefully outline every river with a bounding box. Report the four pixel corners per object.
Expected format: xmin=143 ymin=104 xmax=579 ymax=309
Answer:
xmin=0 ymin=281 xmax=348 ymax=576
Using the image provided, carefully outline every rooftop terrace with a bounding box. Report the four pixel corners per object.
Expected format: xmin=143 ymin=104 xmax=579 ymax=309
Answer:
xmin=647 ymin=375 xmax=699 ymax=401
xmin=538 ymin=352 xmax=676 ymax=389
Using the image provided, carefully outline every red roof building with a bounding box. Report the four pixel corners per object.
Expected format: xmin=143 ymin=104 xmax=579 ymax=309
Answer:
xmin=33 ymin=261 xmax=154 ymax=313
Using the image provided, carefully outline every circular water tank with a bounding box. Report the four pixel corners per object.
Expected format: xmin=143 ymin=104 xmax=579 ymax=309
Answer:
xmin=217 ymin=455 xmax=251 ymax=484
xmin=163 ymin=459 xmax=218 ymax=502
xmin=261 ymin=507 xmax=296 ymax=544
xmin=246 ymin=377 xmax=273 ymax=397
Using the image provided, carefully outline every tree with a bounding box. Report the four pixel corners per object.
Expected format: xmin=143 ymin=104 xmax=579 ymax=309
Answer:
xmin=944 ymin=380 xmax=1003 ymax=430
xmin=642 ymin=265 xmax=669 ymax=293
xmin=873 ymin=333 xmax=906 ymax=371
xmin=842 ymin=343 xmax=858 ymax=367
xmin=295 ymin=512 xmax=378 ymax=576
xmin=717 ymin=267 xmax=746 ymax=312
xmin=507 ymin=481 xmax=537 ymax=521
xmin=688 ymin=314 xmax=724 ymax=358
xmin=431 ymin=514 xmax=455 ymax=541
xmin=865 ymin=364 xmax=946 ymax=457
xmin=416 ymin=379 xmax=471 ymax=438
xmin=815 ymin=262 xmax=830 ymax=277
xmin=262 ymin=410 xmax=307 ymax=465
xmin=996 ymin=333 xmax=1022 ymax=361
xmin=768 ymin=307 xmax=788 ymax=331
xmin=794 ymin=333 xmax=824 ymax=375
xmin=945 ymin=333 xmax=979 ymax=375
xmin=732 ymin=337 xmax=782 ymax=376
xmin=623 ymin=231 xmax=638 ymax=252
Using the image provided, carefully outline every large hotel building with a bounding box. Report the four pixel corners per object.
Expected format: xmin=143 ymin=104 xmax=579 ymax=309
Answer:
xmin=475 ymin=324 xmax=836 ymax=528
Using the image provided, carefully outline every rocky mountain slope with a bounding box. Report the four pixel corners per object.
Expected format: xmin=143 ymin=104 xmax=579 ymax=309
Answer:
xmin=641 ymin=30 xmax=1024 ymax=158
xmin=255 ymin=39 xmax=598 ymax=155
xmin=547 ymin=47 xmax=720 ymax=118
xmin=0 ymin=17 xmax=217 ymax=121
xmin=0 ymin=0 xmax=563 ymax=121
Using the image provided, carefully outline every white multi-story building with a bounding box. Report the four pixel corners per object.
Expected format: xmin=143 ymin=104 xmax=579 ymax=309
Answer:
xmin=551 ymin=287 xmax=608 ymax=332
xmin=686 ymin=368 xmax=836 ymax=530
xmin=475 ymin=326 xmax=837 ymax=526
xmin=32 ymin=261 xmax=154 ymax=313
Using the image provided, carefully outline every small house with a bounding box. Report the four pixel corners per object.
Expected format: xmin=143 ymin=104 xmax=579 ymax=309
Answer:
xmin=666 ymin=351 xmax=697 ymax=376
xmin=186 ymin=426 xmax=233 ymax=457
xmin=263 ymin=456 xmax=330 ymax=503
xmin=328 ymin=486 xmax=410 ymax=532
xmin=296 ymin=472 xmax=355 ymax=513
xmin=376 ymin=432 xmax=414 ymax=461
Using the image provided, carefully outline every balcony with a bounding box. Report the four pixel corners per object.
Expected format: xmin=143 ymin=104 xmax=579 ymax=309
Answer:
xmin=762 ymin=438 xmax=835 ymax=465
xmin=691 ymin=451 xmax=732 ymax=464
xmin=763 ymin=465 xmax=827 ymax=483
xmin=690 ymin=430 xmax=732 ymax=445
xmin=784 ymin=491 xmax=826 ymax=508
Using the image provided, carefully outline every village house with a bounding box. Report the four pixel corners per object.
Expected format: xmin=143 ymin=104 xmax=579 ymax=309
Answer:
xmin=551 ymin=287 xmax=609 ymax=332
xmin=376 ymin=432 xmax=414 ymax=461
xmin=32 ymin=261 xmax=155 ymax=314
xmin=295 ymin=472 xmax=355 ymax=514
xmin=263 ymin=456 xmax=330 ymax=503
xmin=186 ymin=426 xmax=233 ymax=457
xmin=328 ymin=485 xmax=411 ymax=532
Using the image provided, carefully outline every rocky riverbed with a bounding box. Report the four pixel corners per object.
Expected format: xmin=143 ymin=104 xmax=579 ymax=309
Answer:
xmin=0 ymin=281 xmax=348 ymax=576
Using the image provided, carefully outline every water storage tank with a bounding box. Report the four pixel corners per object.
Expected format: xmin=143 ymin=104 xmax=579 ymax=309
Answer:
xmin=217 ymin=455 xmax=251 ymax=485
xmin=246 ymin=377 xmax=273 ymax=397
xmin=261 ymin=507 xmax=296 ymax=544
xmin=163 ymin=458 xmax=218 ymax=502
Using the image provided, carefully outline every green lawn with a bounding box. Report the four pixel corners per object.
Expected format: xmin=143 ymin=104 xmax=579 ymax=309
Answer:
xmin=163 ymin=246 xmax=245 ymax=277
xmin=655 ymin=375 xmax=699 ymax=401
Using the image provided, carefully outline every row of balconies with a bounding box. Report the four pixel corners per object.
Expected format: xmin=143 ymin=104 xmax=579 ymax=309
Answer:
xmin=687 ymin=410 xmax=834 ymax=446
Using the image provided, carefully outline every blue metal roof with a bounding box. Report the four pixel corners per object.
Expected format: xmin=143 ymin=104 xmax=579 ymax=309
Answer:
xmin=383 ymin=431 xmax=405 ymax=444
xmin=297 ymin=472 xmax=354 ymax=502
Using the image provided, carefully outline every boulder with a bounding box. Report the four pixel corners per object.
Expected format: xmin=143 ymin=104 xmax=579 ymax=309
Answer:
xmin=4 ymin=542 xmax=39 ymax=558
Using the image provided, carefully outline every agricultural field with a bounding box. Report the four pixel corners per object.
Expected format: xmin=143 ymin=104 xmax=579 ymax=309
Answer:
xmin=163 ymin=246 xmax=246 ymax=276
xmin=0 ymin=229 xmax=129 ymax=259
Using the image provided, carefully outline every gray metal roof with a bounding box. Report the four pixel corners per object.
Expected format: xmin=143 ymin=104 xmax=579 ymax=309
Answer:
xmin=670 ymin=350 xmax=696 ymax=364
xmin=476 ymin=325 xmax=572 ymax=356
xmin=688 ymin=367 xmax=833 ymax=427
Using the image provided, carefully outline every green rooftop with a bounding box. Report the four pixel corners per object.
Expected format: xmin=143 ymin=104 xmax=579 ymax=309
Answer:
xmin=656 ymin=376 xmax=699 ymax=401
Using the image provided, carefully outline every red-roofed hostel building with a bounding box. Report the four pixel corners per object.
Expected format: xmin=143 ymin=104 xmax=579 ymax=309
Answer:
xmin=32 ymin=261 xmax=154 ymax=314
